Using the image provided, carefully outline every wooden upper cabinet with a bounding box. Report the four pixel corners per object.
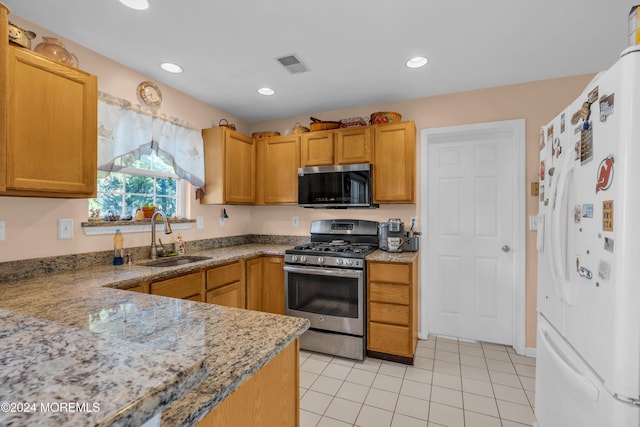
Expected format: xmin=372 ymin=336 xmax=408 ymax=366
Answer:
xmin=373 ymin=121 xmax=416 ymax=203
xmin=256 ymin=135 xmax=300 ymax=205
xmin=1 ymin=46 xmax=97 ymax=197
xmin=335 ymin=126 xmax=371 ymax=164
xmin=300 ymin=131 xmax=334 ymax=167
xmin=201 ymin=127 xmax=256 ymax=204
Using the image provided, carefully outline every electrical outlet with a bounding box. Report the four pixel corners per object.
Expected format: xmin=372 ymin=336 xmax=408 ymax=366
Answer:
xmin=219 ymin=217 xmax=225 ymax=228
xmin=292 ymin=216 xmax=299 ymax=228
xmin=57 ymin=218 xmax=73 ymax=240
xmin=0 ymin=220 xmax=5 ymax=241
xmin=197 ymin=216 xmax=204 ymax=229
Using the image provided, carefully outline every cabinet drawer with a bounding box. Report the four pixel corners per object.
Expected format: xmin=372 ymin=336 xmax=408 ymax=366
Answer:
xmin=369 ymin=281 xmax=409 ymax=305
xmin=151 ymin=272 xmax=202 ymax=300
xmin=368 ymin=322 xmax=412 ymax=357
xmin=369 ymin=302 xmax=409 ymax=326
xmin=206 ymin=261 xmax=242 ymax=290
xmin=369 ymin=262 xmax=412 ymax=284
xmin=206 ymin=282 xmax=244 ymax=308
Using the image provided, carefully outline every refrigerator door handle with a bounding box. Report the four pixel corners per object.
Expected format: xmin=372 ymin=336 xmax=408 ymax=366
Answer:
xmin=549 ymin=152 xmax=575 ymax=305
xmin=540 ymin=325 xmax=600 ymax=402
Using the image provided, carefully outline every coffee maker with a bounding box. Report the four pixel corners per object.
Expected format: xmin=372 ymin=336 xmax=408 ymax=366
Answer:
xmin=379 ymin=218 xmax=404 ymax=252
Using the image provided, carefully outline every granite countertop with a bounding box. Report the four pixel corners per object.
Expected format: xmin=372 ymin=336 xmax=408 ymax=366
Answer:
xmin=366 ymin=249 xmax=418 ymax=263
xmin=0 ymin=244 xmax=309 ymax=427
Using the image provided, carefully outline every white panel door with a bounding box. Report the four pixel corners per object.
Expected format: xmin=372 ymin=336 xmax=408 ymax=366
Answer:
xmin=427 ymin=126 xmax=515 ymax=345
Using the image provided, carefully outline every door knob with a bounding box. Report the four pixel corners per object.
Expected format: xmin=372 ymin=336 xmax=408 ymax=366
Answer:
xmin=501 ymin=245 xmax=511 ymax=253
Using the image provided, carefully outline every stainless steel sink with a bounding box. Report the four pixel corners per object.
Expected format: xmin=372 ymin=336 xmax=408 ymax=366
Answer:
xmin=137 ymin=255 xmax=211 ymax=268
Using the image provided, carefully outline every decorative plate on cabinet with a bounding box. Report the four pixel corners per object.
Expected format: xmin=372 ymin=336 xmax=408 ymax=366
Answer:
xmin=137 ymin=81 xmax=162 ymax=108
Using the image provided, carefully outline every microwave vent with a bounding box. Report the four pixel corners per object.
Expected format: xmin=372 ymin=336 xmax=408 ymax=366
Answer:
xmin=276 ymin=54 xmax=309 ymax=74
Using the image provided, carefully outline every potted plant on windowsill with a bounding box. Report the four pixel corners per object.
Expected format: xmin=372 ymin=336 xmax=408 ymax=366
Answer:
xmin=141 ymin=203 xmax=156 ymax=219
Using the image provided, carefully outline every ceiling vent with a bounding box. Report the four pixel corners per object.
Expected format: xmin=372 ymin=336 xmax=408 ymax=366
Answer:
xmin=276 ymin=54 xmax=309 ymax=74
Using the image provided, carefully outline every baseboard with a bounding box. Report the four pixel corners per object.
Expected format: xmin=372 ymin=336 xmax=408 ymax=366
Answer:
xmin=525 ymin=347 xmax=537 ymax=358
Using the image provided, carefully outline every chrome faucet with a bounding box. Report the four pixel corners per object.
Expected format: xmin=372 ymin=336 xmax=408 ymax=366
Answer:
xmin=150 ymin=210 xmax=173 ymax=260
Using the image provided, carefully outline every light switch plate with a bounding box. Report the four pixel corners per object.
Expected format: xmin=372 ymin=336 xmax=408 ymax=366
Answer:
xmin=58 ymin=218 xmax=73 ymax=239
xmin=529 ymin=215 xmax=539 ymax=231
xmin=197 ymin=216 xmax=204 ymax=229
xmin=292 ymin=216 xmax=299 ymax=228
xmin=0 ymin=220 xmax=5 ymax=241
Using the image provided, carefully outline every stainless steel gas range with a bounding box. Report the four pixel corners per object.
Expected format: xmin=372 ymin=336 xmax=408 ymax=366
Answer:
xmin=284 ymin=219 xmax=378 ymax=360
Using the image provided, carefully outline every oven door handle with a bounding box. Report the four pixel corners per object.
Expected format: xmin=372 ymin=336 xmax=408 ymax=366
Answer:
xmin=284 ymin=265 xmax=363 ymax=279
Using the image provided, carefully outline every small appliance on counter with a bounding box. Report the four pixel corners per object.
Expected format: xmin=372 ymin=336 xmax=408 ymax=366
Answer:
xmin=379 ymin=218 xmax=420 ymax=252
xmin=379 ymin=218 xmax=404 ymax=252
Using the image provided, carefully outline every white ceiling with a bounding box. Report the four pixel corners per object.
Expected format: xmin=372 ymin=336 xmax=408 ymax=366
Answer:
xmin=3 ymin=0 xmax=635 ymax=123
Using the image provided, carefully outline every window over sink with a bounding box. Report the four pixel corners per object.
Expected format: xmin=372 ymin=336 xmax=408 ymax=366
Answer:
xmin=89 ymin=151 xmax=184 ymax=220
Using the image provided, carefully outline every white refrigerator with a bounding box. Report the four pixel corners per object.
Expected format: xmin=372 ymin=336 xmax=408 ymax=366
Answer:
xmin=535 ymin=45 xmax=640 ymax=427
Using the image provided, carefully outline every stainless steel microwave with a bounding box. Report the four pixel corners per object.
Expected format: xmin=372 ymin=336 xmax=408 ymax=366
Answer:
xmin=297 ymin=163 xmax=377 ymax=208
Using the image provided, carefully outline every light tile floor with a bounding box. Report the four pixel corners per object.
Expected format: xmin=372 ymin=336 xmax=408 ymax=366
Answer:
xmin=299 ymin=336 xmax=537 ymax=427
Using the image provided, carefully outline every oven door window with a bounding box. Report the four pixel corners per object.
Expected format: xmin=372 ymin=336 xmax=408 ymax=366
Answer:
xmin=287 ymin=271 xmax=359 ymax=318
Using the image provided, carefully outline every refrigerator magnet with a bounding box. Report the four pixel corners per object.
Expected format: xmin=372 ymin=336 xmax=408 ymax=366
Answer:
xmin=540 ymin=161 xmax=545 ymax=180
xmin=580 ymin=101 xmax=592 ymax=121
xmin=539 ymin=129 xmax=546 ymax=150
xmin=587 ymin=86 xmax=599 ymax=104
xmin=603 ymin=200 xmax=614 ymax=231
xmin=580 ymin=128 xmax=594 ymax=165
xmin=539 ymin=184 xmax=545 ymax=202
xmin=571 ymin=110 xmax=581 ymax=125
xmin=595 ymin=155 xmax=614 ymax=193
xmin=598 ymin=260 xmax=611 ymax=281
xmin=574 ymin=205 xmax=582 ymax=223
xmin=599 ymin=93 xmax=614 ymax=122
xmin=561 ymin=113 xmax=566 ymax=133
xmin=547 ymin=125 xmax=554 ymax=143
xmin=553 ymin=138 xmax=562 ymax=159
xmin=604 ymin=237 xmax=614 ymax=252
xmin=582 ymin=204 xmax=594 ymax=218
xmin=574 ymin=140 xmax=581 ymax=160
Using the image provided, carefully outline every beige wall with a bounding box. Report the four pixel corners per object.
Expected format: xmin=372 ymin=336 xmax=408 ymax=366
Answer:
xmin=0 ymin=16 xmax=255 ymax=262
xmin=4 ymin=15 xmax=596 ymax=348
xmin=249 ymin=74 xmax=596 ymax=348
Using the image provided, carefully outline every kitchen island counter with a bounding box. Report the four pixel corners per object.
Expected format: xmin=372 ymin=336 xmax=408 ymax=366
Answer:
xmin=0 ymin=244 xmax=309 ymax=427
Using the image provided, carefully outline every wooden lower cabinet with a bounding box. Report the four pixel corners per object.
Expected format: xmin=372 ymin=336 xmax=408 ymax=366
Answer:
xmin=126 ymin=283 xmax=149 ymax=294
xmin=196 ymin=339 xmax=299 ymax=427
xmin=205 ymin=260 xmax=244 ymax=309
xmin=367 ymin=259 xmax=418 ymax=363
xmin=150 ymin=272 xmax=204 ymax=302
xmin=245 ymin=256 xmax=285 ymax=315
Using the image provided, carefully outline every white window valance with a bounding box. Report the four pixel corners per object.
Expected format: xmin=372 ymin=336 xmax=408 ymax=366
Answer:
xmin=97 ymin=92 xmax=205 ymax=189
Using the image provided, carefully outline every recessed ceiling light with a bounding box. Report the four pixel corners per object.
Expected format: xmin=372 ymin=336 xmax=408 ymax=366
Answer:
xmin=160 ymin=62 xmax=183 ymax=73
xmin=118 ymin=0 xmax=149 ymax=10
xmin=258 ymin=87 xmax=275 ymax=96
xmin=406 ymin=56 xmax=429 ymax=69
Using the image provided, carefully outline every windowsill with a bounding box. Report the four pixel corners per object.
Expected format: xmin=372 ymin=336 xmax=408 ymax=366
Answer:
xmin=81 ymin=218 xmax=196 ymax=236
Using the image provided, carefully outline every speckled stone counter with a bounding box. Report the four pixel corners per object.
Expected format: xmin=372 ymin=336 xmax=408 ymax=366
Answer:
xmin=0 ymin=244 xmax=309 ymax=427
xmin=366 ymin=249 xmax=419 ymax=263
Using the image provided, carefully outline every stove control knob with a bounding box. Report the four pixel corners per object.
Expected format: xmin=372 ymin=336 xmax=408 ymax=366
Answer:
xmin=317 ymin=257 xmax=325 ymax=265
xmin=336 ymin=258 xmax=343 ymax=265
xmin=300 ymin=255 xmax=307 ymax=263
xmin=345 ymin=259 xmax=353 ymax=266
xmin=291 ymin=255 xmax=298 ymax=262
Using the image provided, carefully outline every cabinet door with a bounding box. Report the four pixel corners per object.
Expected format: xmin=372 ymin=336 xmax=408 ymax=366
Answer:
xmin=4 ymin=47 xmax=97 ymax=197
xmin=335 ymin=127 xmax=371 ymax=164
xmin=263 ymin=136 xmax=299 ymax=204
xmin=245 ymin=257 xmax=263 ymax=311
xmin=206 ymin=282 xmax=244 ymax=308
xmin=301 ymin=132 xmax=334 ymax=166
xmin=225 ymin=130 xmax=255 ymax=203
xmin=150 ymin=272 xmax=204 ymax=301
xmin=263 ymin=256 xmax=285 ymax=315
xmin=373 ymin=122 xmax=416 ymax=203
